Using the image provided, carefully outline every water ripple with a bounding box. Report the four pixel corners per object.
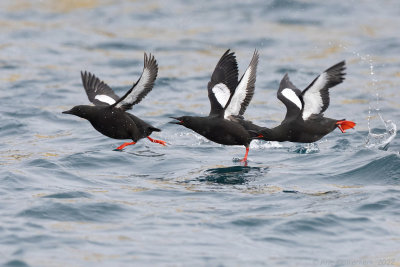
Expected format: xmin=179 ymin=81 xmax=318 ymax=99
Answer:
xmin=18 ymin=202 xmax=127 ymax=222
xmin=1 ymin=0 xmax=399 ymax=266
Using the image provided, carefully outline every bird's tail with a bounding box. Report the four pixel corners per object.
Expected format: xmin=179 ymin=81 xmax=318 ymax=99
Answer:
xmin=336 ymin=120 xmax=356 ymax=133
xmin=149 ymin=126 xmax=161 ymax=132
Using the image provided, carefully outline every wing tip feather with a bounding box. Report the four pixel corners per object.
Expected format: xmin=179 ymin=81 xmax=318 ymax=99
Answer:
xmin=143 ymin=52 xmax=158 ymax=77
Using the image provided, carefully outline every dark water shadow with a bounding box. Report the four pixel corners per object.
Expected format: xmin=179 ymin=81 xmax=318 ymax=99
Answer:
xmin=196 ymin=166 xmax=269 ymax=185
xmin=331 ymin=138 xmax=351 ymax=151
xmin=3 ymin=260 xmax=30 ymax=267
xmin=42 ymin=191 xmax=92 ymax=199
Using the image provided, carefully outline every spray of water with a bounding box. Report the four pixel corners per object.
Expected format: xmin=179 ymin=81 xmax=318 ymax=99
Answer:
xmin=289 ymin=143 xmax=320 ymax=154
xmin=338 ymin=44 xmax=396 ymax=151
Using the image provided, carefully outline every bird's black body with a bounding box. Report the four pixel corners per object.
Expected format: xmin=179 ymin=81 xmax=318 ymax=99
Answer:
xmin=173 ymin=115 xmax=254 ymax=147
xmin=232 ymin=116 xmax=264 ymax=135
xmin=63 ymin=53 xmax=165 ymax=149
xmin=260 ymin=115 xmax=338 ymax=143
xmin=257 ymin=61 xmax=355 ymax=143
xmin=171 ymin=49 xmax=259 ymax=162
xmin=127 ymin=113 xmax=161 ymax=139
xmin=64 ymin=105 xmax=160 ymax=142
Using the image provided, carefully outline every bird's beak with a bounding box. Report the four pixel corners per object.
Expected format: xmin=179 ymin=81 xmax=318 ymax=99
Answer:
xmin=169 ymin=117 xmax=183 ymax=125
xmin=62 ymin=109 xmax=72 ymax=115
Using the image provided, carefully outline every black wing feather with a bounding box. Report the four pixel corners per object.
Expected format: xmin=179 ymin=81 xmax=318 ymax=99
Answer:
xmin=80 ymin=71 xmax=119 ymax=106
xmin=235 ymin=49 xmax=259 ymax=116
xmin=277 ymin=73 xmax=303 ymax=121
xmin=301 ymin=61 xmax=346 ymax=116
xmin=111 ymin=53 xmax=158 ymax=111
xmin=207 ymin=49 xmax=239 ymax=116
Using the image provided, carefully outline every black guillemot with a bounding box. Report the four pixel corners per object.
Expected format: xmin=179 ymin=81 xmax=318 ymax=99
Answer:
xmin=258 ymin=61 xmax=355 ymax=143
xmin=170 ymin=49 xmax=260 ymax=162
xmin=63 ymin=53 xmax=166 ymax=150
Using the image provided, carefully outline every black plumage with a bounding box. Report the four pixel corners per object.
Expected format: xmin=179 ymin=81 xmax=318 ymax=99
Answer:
xmin=63 ymin=53 xmax=166 ymax=150
xmin=171 ymin=49 xmax=259 ymax=162
xmin=258 ymin=61 xmax=355 ymax=143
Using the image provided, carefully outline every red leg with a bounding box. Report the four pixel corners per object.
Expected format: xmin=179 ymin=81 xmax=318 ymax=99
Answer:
xmin=147 ymin=136 xmax=166 ymax=146
xmin=337 ymin=124 xmax=344 ymax=133
xmin=240 ymin=147 xmax=249 ymax=162
xmin=115 ymin=141 xmax=136 ymax=150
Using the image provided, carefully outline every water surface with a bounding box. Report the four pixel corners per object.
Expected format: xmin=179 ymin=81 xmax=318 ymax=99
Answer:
xmin=1 ymin=0 xmax=400 ymax=266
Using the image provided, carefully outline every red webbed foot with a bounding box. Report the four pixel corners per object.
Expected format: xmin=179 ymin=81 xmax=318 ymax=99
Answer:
xmin=115 ymin=141 xmax=136 ymax=150
xmin=147 ymin=136 xmax=166 ymax=146
xmin=336 ymin=120 xmax=356 ymax=133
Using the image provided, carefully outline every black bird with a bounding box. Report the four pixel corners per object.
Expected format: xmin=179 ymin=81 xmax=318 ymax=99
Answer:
xmin=258 ymin=61 xmax=355 ymax=143
xmin=170 ymin=49 xmax=259 ymax=162
xmin=62 ymin=53 xmax=166 ymax=150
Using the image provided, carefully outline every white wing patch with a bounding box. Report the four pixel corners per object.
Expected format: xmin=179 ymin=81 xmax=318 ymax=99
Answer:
xmin=116 ymin=68 xmax=151 ymax=108
xmin=224 ymin=65 xmax=251 ymax=119
xmin=95 ymin=94 xmax=116 ymax=105
xmin=281 ymin=88 xmax=302 ymax=109
xmin=302 ymin=72 xmax=327 ymax=120
xmin=212 ymin=83 xmax=230 ymax=108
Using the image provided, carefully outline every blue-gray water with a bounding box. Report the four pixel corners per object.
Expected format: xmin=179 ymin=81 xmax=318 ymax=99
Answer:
xmin=1 ymin=1 xmax=400 ymax=266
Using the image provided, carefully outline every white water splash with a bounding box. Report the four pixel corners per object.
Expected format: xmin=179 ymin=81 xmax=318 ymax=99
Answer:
xmin=289 ymin=143 xmax=320 ymax=154
xmin=365 ymin=116 xmax=397 ymax=151
xmin=250 ymin=140 xmax=282 ymax=150
xmin=338 ymin=44 xmax=397 ymax=150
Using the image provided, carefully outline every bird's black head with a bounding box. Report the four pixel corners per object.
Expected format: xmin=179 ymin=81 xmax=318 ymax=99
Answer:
xmin=62 ymin=105 xmax=92 ymax=119
xmin=169 ymin=116 xmax=206 ymax=132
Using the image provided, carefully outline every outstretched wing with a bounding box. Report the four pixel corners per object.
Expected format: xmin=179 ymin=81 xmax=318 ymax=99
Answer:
xmin=111 ymin=53 xmax=158 ymax=111
xmin=277 ymin=73 xmax=303 ymax=121
xmin=224 ymin=49 xmax=259 ymax=119
xmin=207 ymin=49 xmax=239 ymax=117
xmin=81 ymin=71 xmax=120 ymax=106
xmin=301 ymin=61 xmax=346 ymax=120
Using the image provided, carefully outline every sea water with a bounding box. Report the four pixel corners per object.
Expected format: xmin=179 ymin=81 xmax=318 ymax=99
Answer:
xmin=0 ymin=1 xmax=399 ymax=266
